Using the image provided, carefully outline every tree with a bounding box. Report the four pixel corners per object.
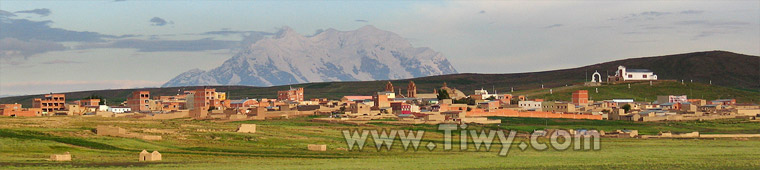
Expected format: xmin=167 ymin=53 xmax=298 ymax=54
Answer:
xmin=437 ymin=89 xmax=450 ymax=100
xmin=622 ymin=104 xmax=631 ymax=113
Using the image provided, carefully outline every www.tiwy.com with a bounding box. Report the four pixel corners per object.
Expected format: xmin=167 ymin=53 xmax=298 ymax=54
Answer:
xmin=342 ymin=124 xmax=601 ymax=156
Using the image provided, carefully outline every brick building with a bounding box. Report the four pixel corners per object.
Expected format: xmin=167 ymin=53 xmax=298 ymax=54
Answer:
xmin=127 ymin=91 xmax=150 ymax=112
xmin=572 ymin=90 xmax=589 ymax=105
xmin=33 ymin=93 xmax=66 ymax=113
xmin=277 ymin=87 xmax=304 ymax=102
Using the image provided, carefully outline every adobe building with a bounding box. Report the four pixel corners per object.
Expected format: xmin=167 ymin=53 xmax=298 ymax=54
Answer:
xmin=74 ymin=98 xmax=101 ymax=107
xmin=187 ymin=88 xmax=229 ymax=111
xmin=1 ymin=103 xmax=41 ymax=117
xmin=572 ymin=90 xmax=589 ymax=106
xmin=278 ymin=87 xmax=304 ymax=102
xmin=127 ymin=91 xmax=151 ymax=112
xmin=373 ymin=92 xmax=390 ymax=109
xmin=656 ymin=95 xmax=688 ymax=104
xmin=230 ymin=99 xmax=258 ymax=108
xmin=350 ymin=103 xmax=371 ymax=114
xmin=33 ymin=93 xmax=66 ymax=113
xmin=50 ymin=152 xmax=71 ymax=161
xmin=139 ymin=150 xmax=162 ymax=161
xmin=236 ymin=124 xmax=256 ymax=133
xmin=307 ymin=144 xmax=327 ymax=151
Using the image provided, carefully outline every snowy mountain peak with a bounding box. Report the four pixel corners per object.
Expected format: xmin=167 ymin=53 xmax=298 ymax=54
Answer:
xmin=163 ymin=25 xmax=458 ymax=87
xmin=273 ymin=26 xmax=301 ymax=39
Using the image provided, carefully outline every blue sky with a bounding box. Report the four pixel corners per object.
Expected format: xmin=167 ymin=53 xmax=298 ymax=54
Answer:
xmin=1 ymin=0 xmax=759 ymax=96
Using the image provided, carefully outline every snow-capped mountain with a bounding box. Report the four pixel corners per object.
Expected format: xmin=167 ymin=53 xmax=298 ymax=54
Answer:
xmin=162 ymin=25 xmax=458 ymax=87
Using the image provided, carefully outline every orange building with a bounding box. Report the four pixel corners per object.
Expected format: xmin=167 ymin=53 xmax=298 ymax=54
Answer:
xmin=572 ymin=90 xmax=589 ymax=105
xmin=33 ymin=93 xmax=66 ymax=113
xmin=277 ymin=87 xmax=304 ymax=102
xmin=1 ymin=104 xmax=41 ymax=117
xmin=127 ymin=91 xmax=151 ymax=112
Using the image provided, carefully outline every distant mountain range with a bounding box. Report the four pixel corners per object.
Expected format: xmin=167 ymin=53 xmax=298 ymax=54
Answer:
xmin=2 ymin=50 xmax=757 ymax=106
xmin=162 ymin=25 xmax=458 ymax=87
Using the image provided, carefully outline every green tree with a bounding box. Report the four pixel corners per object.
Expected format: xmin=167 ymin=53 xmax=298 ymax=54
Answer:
xmin=437 ymin=89 xmax=451 ymax=100
xmin=622 ymin=104 xmax=631 ymax=113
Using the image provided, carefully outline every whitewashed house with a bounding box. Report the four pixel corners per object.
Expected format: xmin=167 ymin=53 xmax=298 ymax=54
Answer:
xmin=611 ymin=66 xmax=657 ymax=81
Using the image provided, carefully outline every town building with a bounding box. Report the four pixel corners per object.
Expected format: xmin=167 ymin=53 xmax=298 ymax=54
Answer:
xmin=230 ymin=99 xmax=258 ymax=108
xmin=374 ymin=92 xmax=390 ymax=109
xmin=108 ymin=106 xmax=132 ymax=113
xmin=277 ymin=87 xmax=304 ymax=102
xmin=187 ymin=88 xmax=229 ymax=111
xmin=518 ymin=101 xmax=542 ymax=111
xmin=572 ymin=90 xmax=589 ymax=106
xmin=1 ymin=104 xmax=41 ymax=117
xmin=656 ymin=95 xmax=688 ymax=104
xmin=33 ymin=93 xmax=66 ymax=113
xmin=127 ymin=91 xmax=151 ymax=112
xmin=74 ymin=99 xmax=101 ymax=107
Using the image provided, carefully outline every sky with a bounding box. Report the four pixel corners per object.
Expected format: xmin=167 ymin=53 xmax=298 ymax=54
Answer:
xmin=1 ymin=0 xmax=759 ymax=96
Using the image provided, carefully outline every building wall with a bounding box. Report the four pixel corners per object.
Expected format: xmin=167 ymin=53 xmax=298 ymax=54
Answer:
xmin=33 ymin=94 xmax=66 ymax=113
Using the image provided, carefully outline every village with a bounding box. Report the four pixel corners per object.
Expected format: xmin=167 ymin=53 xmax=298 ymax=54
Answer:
xmin=2 ymin=66 xmax=758 ymax=124
xmin=1 ymin=66 xmax=760 ymax=163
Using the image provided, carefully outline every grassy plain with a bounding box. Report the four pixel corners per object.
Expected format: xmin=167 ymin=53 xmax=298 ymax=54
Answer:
xmin=1 ymin=116 xmax=759 ymax=169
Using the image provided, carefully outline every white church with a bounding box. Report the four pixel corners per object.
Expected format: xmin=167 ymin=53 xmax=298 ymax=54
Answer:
xmin=609 ymin=65 xmax=658 ymax=82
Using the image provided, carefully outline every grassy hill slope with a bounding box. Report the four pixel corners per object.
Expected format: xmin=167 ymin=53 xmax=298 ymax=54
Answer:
xmin=1 ymin=50 xmax=757 ymax=105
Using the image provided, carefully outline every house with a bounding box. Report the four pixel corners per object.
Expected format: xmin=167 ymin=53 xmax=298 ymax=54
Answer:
xmin=108 ymin=107 xmax=132 ymax=113
xmin=656 ymin=95 xmax=688 ymax=104
xmin=33 ymin=93 xmax=66 ymax=113
xmin=127 ymin=91 xmax=151 ymax=112
xmin=187 ymin=88 xmax=229 ymax=111
xmin=50 ymin=152 xmax=71 ymax=161
xmin=709 ymin=99 xmax=736 ymax=105
xmin=230 ymin=99 xmax=258 ymax=108
xmin=608 ymin=65 xmax=657 ymax=82
xmin=277 ymin=87 xmax=304 ymax=102
xmin=390 ymin=102 xmax=411 ymax=114
xmin=340 ymin=96 xmax=373 ymax=102
xmin=1 ymin=103 xmax=41 ymax=117
xmin=542 ymin=102 xmax=576 ymax=113
xmin=572 ymin=90 xmax=589 ymax=106
xmin=518 ymin=101 xmax=542 ymax=111
xmin=74 ymin=98 xmax=100 ymax=107
xmin=139 ymin=150 xmax=161 ymax=161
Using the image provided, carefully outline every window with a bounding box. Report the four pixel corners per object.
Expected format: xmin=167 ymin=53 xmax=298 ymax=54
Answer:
xmin=628 ymin=74 xmax=633 ymax=78
xmin=643 ymin=75 xmax=647 ymax=78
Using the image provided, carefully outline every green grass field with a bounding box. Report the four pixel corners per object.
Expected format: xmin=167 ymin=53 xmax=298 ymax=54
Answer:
xmin=1 ymin=116 xmax=759 ymax=169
